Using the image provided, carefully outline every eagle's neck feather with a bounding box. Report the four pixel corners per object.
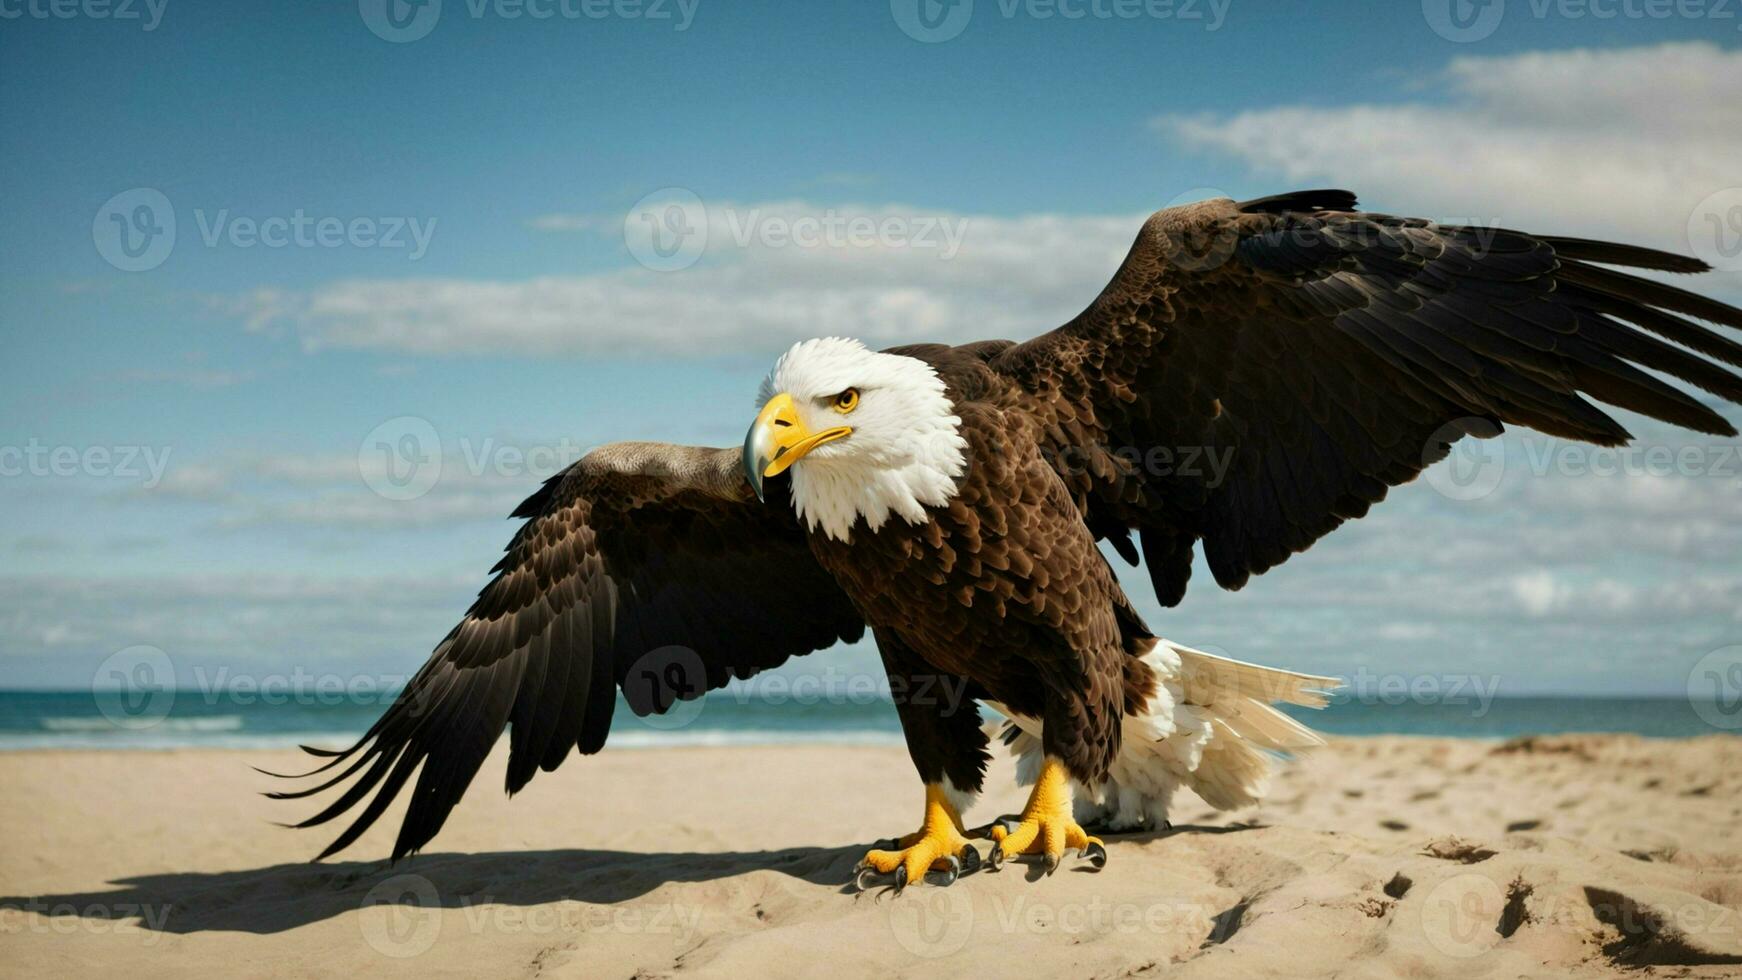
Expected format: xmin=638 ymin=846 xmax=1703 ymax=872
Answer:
xmin=789 ymin=392 xmax=967 ymax=542
xmin=791 ymin=442 xmax=966 ymax=541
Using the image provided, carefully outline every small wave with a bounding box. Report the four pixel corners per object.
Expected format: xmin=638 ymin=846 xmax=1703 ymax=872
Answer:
xmin=38 ymin=715 xmax=245 ymax=733
xmin=0 ymin=730 xmax=361 ymax=751
xmin=607 ymin=728 xmax=905 ymax=749
xmin=0 ymin=726 xmax=904 ymax=751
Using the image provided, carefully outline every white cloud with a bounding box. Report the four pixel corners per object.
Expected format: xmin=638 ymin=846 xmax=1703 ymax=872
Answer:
xmin=0 ymin=572 xmax=471 ymax=677
xmin=224 ymin=45 xmax=1742 ymax=362
xmin=140 ymin=447 xmax=572 ymax=529
xmin=525 ymin=213 xmax=605 ymax=232
xmin=1509 ymin=570 xmax=1564 ymax=617
xmin=117 ymin=367 xmax=255 ymax=389
xmin=227 ymin=203 xmax=1140 ymax=357
xmin=1157 ymin=42 xmax=1742 ymax=253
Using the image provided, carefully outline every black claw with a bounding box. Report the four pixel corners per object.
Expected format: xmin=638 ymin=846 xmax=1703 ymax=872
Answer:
xmin=1084 ymin=841 xmax=1108 ymax=869
xmin=892 ymin=864 xmax=909 ymax=894
xmin=988 ymin=845 xmax=1005 ymax=871
xmin=933 ymin=854 xmax=962 ymax=887
xmin=1160 ymin=820 xmax=1173 ymax=833
xmin=958 ymin=845 xmax=982 ymax=876
xmin=1043 ymin=852 xmax=1061 ymax=876
xmin=853 ymin=863 xmax=881 ymax=892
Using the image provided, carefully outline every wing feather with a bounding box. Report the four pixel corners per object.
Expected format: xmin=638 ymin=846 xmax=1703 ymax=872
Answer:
xmin=994 ymin=192 xmax=1742 ymax=603
xmin=270 ymin=443 xmax=863 ymax=861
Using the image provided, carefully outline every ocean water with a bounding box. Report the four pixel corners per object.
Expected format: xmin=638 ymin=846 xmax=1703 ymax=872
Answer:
xmin=0 ymin=689 xmax=1732 ymax=750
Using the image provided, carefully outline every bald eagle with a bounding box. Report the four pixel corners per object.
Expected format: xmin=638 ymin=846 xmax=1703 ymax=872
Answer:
xmin=274 ymin=190 xmax=1742 ymax=889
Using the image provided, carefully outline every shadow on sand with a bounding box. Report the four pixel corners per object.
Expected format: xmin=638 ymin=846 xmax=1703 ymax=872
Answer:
xmin=0 ymin=823 xmax=1249 ymax=935
xmin=0 ymin=845 xmax=863 ymax=936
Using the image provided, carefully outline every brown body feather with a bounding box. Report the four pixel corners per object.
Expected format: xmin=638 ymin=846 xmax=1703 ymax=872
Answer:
xmin=805 ymin=381 xmax=1158 ymax=788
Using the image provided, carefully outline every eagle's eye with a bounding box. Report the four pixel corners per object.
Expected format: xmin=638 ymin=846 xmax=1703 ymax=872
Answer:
xmin=831 ymin=388 xmax=860 ymax=414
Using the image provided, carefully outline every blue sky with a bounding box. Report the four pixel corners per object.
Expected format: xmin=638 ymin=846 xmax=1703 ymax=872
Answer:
xmin=2 ymin=2 xmax=1740 ymax=697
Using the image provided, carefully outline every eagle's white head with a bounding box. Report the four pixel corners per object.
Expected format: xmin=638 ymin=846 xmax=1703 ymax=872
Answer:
xmin=744 ymin=337 xmax=968 ymax=542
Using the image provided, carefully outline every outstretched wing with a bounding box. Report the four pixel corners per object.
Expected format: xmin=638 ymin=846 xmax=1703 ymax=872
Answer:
xmin=994 ymin=190 xmax=1742 ymax=605
xmin=268 ymin=442 xmax=863 ymax=861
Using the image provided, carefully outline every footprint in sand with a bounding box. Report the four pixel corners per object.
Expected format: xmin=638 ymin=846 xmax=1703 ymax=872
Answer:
xmin=1423 ymin=837 xmax=1497 ymax=863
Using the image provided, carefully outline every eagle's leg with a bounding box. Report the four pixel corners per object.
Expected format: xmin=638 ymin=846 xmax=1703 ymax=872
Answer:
xmin=854 ymin=629 xmax=988 ymax=892
xmin=854 ymin=783 xmax=980 ymax=891
xmin=989 ymin=756 xmax=1107 ymax=873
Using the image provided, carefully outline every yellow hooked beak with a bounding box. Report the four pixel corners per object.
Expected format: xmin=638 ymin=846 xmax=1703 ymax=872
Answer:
xmin=742 ymin=392 xmax=852 ymax=502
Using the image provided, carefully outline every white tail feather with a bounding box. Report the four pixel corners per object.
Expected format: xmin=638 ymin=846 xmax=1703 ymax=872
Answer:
xmin=991 ymin=642 xmax=1339 ymax=830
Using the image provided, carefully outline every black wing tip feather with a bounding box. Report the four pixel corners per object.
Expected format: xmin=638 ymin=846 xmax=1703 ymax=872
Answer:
xmin=510 ymin=470 xmax=567 ymax=519
xmin=1238 ymin=189 xmax=1358 ymax=215
xmin=1542 ymin=235 xmax=1712 ymax=275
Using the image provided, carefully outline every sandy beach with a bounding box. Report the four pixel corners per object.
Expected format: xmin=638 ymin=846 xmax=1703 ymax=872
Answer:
xmin=2 ymin=735 xmax=1740 ymax=978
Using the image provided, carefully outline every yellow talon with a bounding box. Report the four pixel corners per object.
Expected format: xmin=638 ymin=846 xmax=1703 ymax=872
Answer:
xmin=990 ymin=757 xmax=1106 ymax=873
xmin=855 ymin=783 xmax=978 ymax=890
